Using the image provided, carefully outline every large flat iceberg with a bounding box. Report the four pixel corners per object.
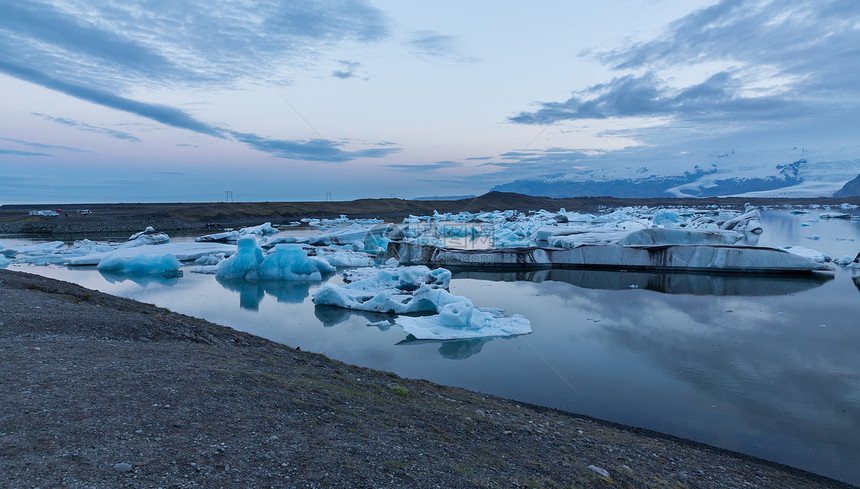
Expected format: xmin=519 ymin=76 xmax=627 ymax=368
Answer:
xmin=386 ymin=241 xmax=833 ymax=273
xmin=65 ymin=242 xmax=237 ymax=266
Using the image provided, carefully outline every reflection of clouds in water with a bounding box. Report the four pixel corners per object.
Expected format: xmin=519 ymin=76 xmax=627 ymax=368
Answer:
xmin=589 ymin=295 xmax=860 ymax=457
xmin=474 ymin=271 xmax=860 ymax=472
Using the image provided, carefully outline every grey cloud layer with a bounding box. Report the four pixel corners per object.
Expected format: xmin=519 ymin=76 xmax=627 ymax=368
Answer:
xmin=509 ymin=71 xmax=801 ymax=124
xmin=0 ymin=0 xmax=388 ymax=90
xmin=384 ymin=160 xmax=463 ymax=172
xmin=406 ymin=31 xmax=478 ymax=63
xmin=511 ymin=0 xmax=859 ymax=125
xmin=0 ymin=1 xmax=399 ymax=162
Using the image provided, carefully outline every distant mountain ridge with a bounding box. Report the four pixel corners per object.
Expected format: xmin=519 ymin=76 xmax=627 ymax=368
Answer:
xmin=834 ymin=174 xmax=860 ymax=197
xmin=491 ymin=159 xmax=860 ymax=198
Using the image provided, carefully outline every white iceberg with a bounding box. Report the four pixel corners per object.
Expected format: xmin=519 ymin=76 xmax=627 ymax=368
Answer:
xmin=97 ymin=253 xmax=181 ymax=275
xmin=122 ymin=227 xmax=170 ymax=247
xmin=65 ymin=242 xmax=236 ymax=266
xmin=0 ymin=254 xmax=10 ymax=268
xmin=395 ymin=303 xmax=531 ymax=340
xmin=196 ymin=222 xmax=278 ymax=242
xmin=819 ymin=212 xmax=851 ymax=219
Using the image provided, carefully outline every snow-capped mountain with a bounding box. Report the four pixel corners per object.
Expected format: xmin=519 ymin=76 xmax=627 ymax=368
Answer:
xmin=491 ymin=158 xmax=860 ymax=198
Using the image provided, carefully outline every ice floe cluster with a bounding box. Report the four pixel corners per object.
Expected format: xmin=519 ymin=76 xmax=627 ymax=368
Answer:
xmin=313 ymin=265 xmax=531 ymax=340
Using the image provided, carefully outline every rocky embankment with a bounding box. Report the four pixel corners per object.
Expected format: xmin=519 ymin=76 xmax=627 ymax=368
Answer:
xmin=0 ymin=269 xmax=852 ymax=488
xmin=0 ymin=218 xmax=192 ymax=236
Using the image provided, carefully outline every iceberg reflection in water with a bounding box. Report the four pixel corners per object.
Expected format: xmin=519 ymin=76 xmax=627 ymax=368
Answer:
xmin=453 ymin=268 xmax=834 ymax=296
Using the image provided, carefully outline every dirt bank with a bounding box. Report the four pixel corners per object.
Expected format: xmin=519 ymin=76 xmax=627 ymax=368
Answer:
xmin=0 ymin=269 xmax=852 ymax=488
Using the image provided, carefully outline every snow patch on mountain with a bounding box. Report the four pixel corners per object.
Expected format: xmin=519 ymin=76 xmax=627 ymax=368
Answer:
xmin=491 ymin=157 xmax=860 ymax=198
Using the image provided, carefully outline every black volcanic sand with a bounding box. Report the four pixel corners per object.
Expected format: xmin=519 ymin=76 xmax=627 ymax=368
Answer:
xmin=2 ymin=192 xmax=859 ymax=236
xmin=0 ymin=269 xmax=854 ymax=488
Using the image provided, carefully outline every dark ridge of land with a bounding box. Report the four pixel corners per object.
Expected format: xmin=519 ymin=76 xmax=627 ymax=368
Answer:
xmin=2 ymin=191 xmax=859 ymax=236
xmin=1 ymin=268 xmax=854 ymax=488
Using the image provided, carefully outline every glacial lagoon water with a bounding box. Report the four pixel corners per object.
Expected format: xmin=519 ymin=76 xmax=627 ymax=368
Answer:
xmin=5 ymin=209 xmax=860 ymax=485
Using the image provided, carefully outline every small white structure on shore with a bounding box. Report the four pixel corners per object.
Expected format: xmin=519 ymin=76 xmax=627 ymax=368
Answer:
xmin=29 ymin=210 xmax=59 ymax=217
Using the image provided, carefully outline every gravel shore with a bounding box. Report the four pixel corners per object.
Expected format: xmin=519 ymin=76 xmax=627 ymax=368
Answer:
xmin=0 ymin=268 xmax=853 ymax=488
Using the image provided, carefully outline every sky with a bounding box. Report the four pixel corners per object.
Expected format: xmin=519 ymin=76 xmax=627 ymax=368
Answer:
xmin=1 ymin=0 xmax=859 ymax=203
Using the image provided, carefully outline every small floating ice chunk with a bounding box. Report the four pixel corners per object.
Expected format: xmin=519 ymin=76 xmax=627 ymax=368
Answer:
xmin=197 ymin=222 xmax=278 ymax=242
xmin=820 ymin=212 xmax=851 ymax=219
xmin=0 ymin=254 xmax=10 ymax=268
xmin=834 ymin=255 xmax=856 ymax=266
xmin=395 ymin=303 xmax=531 ymax=340
xmin=13 ymin=241 xmax=65 ymax=255
xmin=805 ymin=235 xmax=821 ymax=240
xmin=123 ymin=227 xmax=170 ymax=247
xmin=97 ymin=253 xmax=181 ymax=275
xmin=196 ymin=230 xmax=240 ymax=242
xmin=241 ymin=222 xmax=279 ymax=236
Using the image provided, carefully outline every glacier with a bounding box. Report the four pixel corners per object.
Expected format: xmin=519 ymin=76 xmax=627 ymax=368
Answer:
xmin=490 ymin=157 xmax=860 ymax=199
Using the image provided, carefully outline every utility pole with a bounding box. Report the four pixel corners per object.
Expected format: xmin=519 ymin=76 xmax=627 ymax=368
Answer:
xmin=225 ymin=191 xmax=234 ymax=203
xmin=325 ymin=192 xmax=333 ymax=202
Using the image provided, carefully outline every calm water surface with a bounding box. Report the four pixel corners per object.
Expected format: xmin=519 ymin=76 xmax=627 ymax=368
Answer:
xmin=6 ymin=209 xmax=860 ymax=484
